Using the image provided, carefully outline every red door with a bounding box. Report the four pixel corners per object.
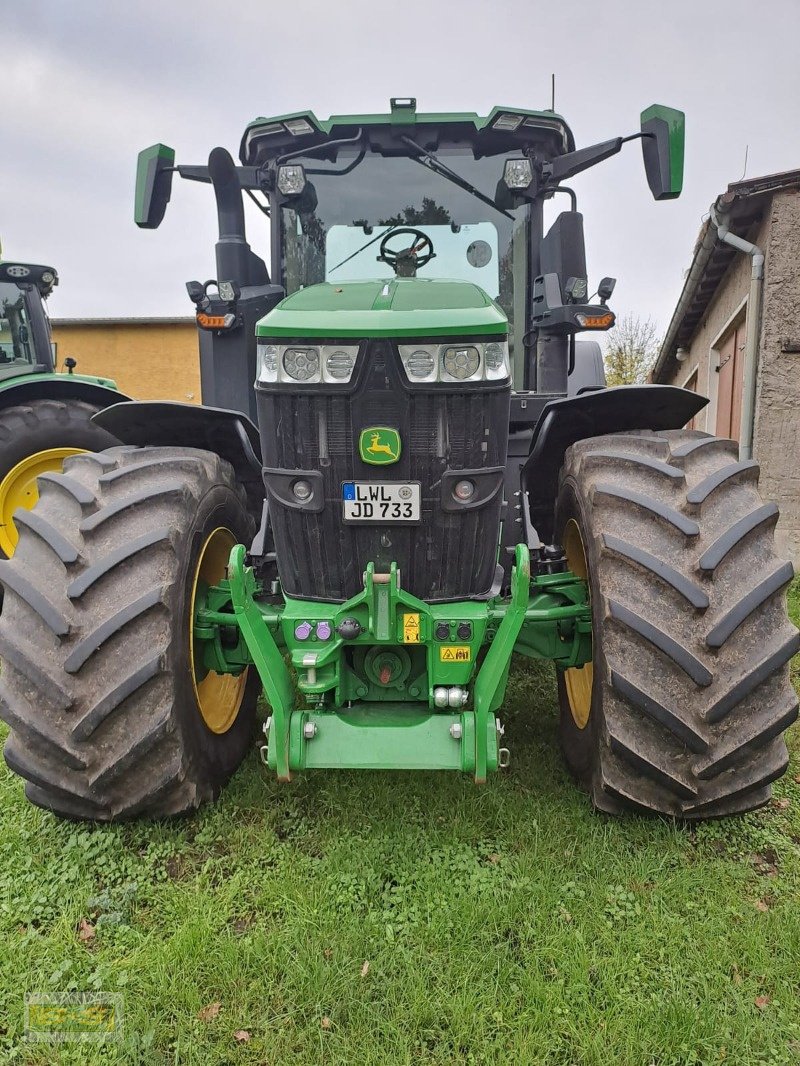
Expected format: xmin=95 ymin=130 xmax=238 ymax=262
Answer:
xmin=715 ymin=322 xmax=745 ymax=441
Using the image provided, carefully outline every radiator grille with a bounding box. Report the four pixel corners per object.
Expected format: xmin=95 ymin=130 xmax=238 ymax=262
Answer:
xmin=258 ymin=341 xmax=510 ymax=602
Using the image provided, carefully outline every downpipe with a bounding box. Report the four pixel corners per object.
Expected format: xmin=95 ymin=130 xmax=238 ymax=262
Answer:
xmin=710 ymin=205 xmax=765 ymax=461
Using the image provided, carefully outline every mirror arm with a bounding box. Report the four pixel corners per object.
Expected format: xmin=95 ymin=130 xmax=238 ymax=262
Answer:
xmin=176 ymin=164 xmax=263 ymax=190
xmin=543 ymin=131 xmax=648 ymax=188
xmin=543 ymin=136 xmax=624 ymax=185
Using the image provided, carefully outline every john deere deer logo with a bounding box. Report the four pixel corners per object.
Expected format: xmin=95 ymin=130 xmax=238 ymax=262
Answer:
xmin=359 ymin=427 xmax=401 ymax=465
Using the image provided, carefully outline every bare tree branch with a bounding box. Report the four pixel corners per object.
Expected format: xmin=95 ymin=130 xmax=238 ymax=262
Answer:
xmin=603 ymin=315 xmax=661 ymax=386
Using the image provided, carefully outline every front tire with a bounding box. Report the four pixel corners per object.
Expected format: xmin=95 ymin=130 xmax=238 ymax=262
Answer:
xmin=0 ymin=446 xmax=257 ymax=821
xmin=0 ymin=399 xmax=119 ymax=558
xmin=555 ymin=430 xmax=798 ymax=819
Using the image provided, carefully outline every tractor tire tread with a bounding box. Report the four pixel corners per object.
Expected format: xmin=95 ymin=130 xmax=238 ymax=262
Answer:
xmin=592 ymin=481 xmax=700 ymax=536
xmin=557 ymin=429 xmax=798 ymax=819
xmin=13 ymin=508 xmax=80 ymax=563
xmin=602 ymin=533 xmax=709 ymax=608
xmin=0 ymin=445 xmax=256 ymax=821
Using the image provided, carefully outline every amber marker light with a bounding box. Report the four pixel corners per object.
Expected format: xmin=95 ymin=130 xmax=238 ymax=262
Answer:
xmin=197 ymin=312 xmax=235 ymax=330
xmin=575 ymin=312 xmax=615 ymax=329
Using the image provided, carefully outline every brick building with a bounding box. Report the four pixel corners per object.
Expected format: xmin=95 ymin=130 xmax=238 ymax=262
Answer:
xmin=653 ymin=169 xmax=800 ymax=565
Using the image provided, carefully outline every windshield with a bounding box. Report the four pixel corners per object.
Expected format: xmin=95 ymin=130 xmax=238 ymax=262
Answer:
xmin=279 ymin=145 xmax=530 ymax=359
xmin=0 ymin=283 xmax=36 ymax=367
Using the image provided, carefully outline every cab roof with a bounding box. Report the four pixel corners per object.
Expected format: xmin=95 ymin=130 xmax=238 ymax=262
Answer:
xmin=0 ymin=261 xmax=58 ymax=297
xmin=240 ymin=100 xmax=575 ymax=166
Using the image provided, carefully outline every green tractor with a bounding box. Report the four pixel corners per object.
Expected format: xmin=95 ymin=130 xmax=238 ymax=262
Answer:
xmin=0 ymin=256 xmax=124 ymax=558
xmin=0 ymin=100 xmax=796 ymax=821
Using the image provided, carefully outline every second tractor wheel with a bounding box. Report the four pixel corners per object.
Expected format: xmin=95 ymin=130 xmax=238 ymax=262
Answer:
xmin=0 ymin=446 xmax=258 ymax=820
xmin=555 ymin=429 xmax=798 ymax=819
xmin=0 ymin=399 xmax=119 ymax=558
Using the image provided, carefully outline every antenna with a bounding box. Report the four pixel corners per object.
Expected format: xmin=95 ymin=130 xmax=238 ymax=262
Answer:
xmin=739 ymin=144 xmax=749 ymax=182
xmin=551 ymin=73 xmax=556 ymax=112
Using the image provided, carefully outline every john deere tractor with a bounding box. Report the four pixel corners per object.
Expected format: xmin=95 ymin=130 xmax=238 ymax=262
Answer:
xmin=0 ymin=99 xmax=796 ymax=821
xmin=0 ymin=256 xmax=123 ymax=558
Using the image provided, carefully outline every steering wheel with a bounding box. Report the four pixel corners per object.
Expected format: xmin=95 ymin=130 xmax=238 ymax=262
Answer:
xmin=377 ymin=227 xmax=436 ymax=277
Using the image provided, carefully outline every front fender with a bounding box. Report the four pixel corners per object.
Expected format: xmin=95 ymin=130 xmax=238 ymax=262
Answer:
xmin=92 ymin=400 xmax=263 ymax=494
xmin=0 ymin=373 xmax=128 ymax=410
xmin=520 ymin=384 xmax=708 ymax=542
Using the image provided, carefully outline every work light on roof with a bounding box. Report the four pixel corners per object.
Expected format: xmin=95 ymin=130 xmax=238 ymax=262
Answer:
xmin=493 ymin=112 xmax=523 ymax=131
xmin=284 ymin=118 xmax=314 ymax=136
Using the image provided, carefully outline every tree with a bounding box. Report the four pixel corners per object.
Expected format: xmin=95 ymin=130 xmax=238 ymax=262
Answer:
xmin=603 ymin=315 xmax=660 ymax=386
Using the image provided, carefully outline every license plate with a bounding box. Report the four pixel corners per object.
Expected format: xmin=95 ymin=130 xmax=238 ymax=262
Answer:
xmin=342 ymin=481 xmax=421 ymax=522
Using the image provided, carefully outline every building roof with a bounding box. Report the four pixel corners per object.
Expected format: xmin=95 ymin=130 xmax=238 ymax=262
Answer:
xmin=51 ymin=317 xmax=194 ymax=326
xmin=653 ymin=167 xmax=800 ymax=382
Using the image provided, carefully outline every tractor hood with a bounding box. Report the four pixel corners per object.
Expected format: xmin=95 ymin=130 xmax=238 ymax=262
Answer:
xmin=255 ymin=278 xmax=508 ymax=339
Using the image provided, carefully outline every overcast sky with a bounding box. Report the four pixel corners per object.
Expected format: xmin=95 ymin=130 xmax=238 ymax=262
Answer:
xmin=3 ymin=0 xmax=799 ymax=340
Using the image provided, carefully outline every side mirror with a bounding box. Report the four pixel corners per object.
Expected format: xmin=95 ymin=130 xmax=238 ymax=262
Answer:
xmin=640 ymin=105 xmax=685 ymax=200
xmin=134 ymin=143 xmax=175 ymax=228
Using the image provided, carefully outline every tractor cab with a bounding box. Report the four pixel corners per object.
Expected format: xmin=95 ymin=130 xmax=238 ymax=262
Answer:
xmin=135 ymin=98 xmax=684 ymax=425
xmin=0 ymin=260 xmax=58 ymax=378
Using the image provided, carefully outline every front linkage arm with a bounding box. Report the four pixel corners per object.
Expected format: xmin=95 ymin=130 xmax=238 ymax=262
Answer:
xmin=197 ymin=544 xmax=592 ymax=782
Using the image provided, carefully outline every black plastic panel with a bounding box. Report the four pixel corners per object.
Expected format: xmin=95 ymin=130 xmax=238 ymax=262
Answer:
xmin=257 ymin=340 xmax=511 ymax=602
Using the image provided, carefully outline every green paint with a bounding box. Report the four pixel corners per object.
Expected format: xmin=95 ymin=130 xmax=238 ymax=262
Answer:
xmin=274 ymin=707 xmax=467 ymax=772
xmin=227 ymin=545 xmax=295 ymax=781
xmin=513 ymin=571 xmax=592 ymax=668
xmin=134 ymin=143 xmax=175 ymax=226
xmin=471 ymin=543 xmax=530 ymax=783
xmin=640 ymin=104 xmax=685 ymax=199
xmin=0 ymin=371 xmax=121 ymax=400
xmin=216 ymin=544 xmax=591 ymax=781
xmin=240 ymin=105 xmax=575 ymax=160
xmin=256 ymin=278 xmax=507 ymax=340
xmin=359 ymin=427 xmax=401 ymax=465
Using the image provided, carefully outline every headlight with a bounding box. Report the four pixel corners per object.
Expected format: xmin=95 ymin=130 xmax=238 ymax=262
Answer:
xmin=257 ymin=343 xmax=358 ymax=384
xmin=398 ymin=341 xmax=509 ymax=383
xmin=442 ymin=345 xmax=481 ymax=381
xmin=322 ymin=345 xmax=358 ymax=382
xmin=399 ymin=344 xmax=438 ymax=382
xmin=283 ymin=346 xmax=320 ymax=381
xmin=257 ymin=343 xmax=279 ymax=383
xmin=483 ymin=340 xmax=510 ymax=380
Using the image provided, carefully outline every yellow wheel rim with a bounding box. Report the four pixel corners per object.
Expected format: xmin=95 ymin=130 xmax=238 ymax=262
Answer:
xmin=189 ymin=526 xmax=248 ymax=734
xmin=0 ymin=447 xmax=85 ymax=557
xmin=563 ymin=517 xmax=594 ymax=730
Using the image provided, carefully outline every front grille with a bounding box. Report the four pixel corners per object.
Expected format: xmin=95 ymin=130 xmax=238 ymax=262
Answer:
xmin=257 ymin=340 xmax=510 ymax=602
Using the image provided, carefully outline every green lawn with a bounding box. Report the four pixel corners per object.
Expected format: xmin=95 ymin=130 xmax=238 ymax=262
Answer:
xmin=0 ymin=584 xmax=798 ymax=1065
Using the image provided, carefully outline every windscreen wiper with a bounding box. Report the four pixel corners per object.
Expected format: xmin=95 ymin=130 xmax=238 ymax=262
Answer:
xmin=328 ymin=225 xmax=400 ymax=275
xmin=400 ymin=136 xmax=514 ymax=221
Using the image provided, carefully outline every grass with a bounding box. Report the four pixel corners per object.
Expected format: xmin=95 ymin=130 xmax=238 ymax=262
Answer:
xmin=0 ymin=584 xmax=798 ymax=1064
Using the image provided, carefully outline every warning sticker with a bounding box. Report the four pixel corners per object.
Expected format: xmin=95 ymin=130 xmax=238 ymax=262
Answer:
xmin=402 ymin=612 xmax=421 ymax=644
xmin=440 ymin=645 xmax=471 ymax=663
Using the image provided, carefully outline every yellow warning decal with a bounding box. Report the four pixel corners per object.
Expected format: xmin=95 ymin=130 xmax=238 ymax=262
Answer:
xmin=440 ymin=645 xmax=471 ymax=663
xmin=402 ymin=612 xmax=421 ymax=644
